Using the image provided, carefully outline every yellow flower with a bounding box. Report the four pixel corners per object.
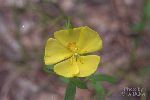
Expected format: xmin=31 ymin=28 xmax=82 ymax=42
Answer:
xmin=44 ymin=26 xmax=102 ymax=77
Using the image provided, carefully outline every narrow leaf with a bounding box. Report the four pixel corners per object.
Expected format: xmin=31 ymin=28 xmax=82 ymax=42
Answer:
xmin=92 ymin=81 xmax=105 ymax=100
xmin=91 ymin=74 xmax=117 ymax=84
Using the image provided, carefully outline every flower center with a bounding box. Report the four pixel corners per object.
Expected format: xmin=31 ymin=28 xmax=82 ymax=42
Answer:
xmin=67 ymin=42 xmax=83 ymax=64
xmin=67 ymin=42 xmax=78 ymax=52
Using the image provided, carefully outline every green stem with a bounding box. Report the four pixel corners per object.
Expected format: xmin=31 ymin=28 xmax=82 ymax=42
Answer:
xmin=64 ymin=79 xmax=76 ymax=100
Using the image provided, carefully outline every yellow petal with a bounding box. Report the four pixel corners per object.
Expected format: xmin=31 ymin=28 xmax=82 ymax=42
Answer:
xmin=54 ymin=58 xmax=79 ymax=77
xmin=44 ymin=38 xmax=72 ymax=65
xmin=77 ymin=26 xmax=102 ymax=54
xmin=76 ymin=55 xmax=100 ymax=77
xmin=54 ymin=27 xmax=83 ymax=47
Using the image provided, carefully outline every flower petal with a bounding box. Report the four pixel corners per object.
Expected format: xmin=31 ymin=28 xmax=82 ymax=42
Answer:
xmin=77 ymin=26 xmax=102 ymax=54
xmin=76 ymin=55 xmax=100 ymax=77
xmin=54 ymin=27 xmax=83 ymax=47
xmin=44 ymin=38 xmax=72 ymax=65
xmin=54 ymin=58 xmax=79 ymax=77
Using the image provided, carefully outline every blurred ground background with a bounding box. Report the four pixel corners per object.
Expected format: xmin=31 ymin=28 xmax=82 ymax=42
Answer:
xmin=0 ymin=0 xmax=150 ymax=100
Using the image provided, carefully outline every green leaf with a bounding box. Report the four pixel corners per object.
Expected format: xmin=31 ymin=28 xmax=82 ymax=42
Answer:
xmin=72 ymin=78 xmax=87 ymax=89
xmin=132 ymin=0 xmax=150 ymax=32
xmin=90 ymin=74 xmax=117 ymax=84
xmin=139 ymin=67 xmax=150 ymax=76
xmin=92 ymin=81 xmax=105 ymax=100
xmin=132 ymin=22 xmax=145 ymax=32
xmin=42 ymin=65 xmax=54 ymax=75
xmin=143 ymin=0 xmax=150 ymax=19
xmin=64 ymin=80 xmax=76 ymax=100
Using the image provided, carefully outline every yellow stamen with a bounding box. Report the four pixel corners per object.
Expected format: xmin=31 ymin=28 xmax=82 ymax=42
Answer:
xmin=67 ymin=42 xmax=78 ymax=52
